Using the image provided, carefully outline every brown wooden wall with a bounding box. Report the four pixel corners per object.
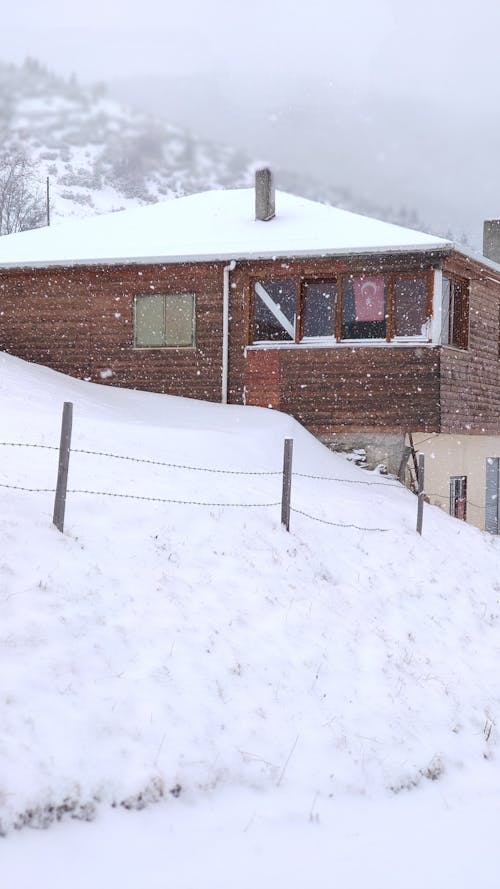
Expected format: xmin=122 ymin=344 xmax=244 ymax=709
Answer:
xmin=1 ymin=248 xmax=499 ymax=437
xmin=245 ymin=344 xmax=441 ymax=433
xmin=229 ymin=255 xmax=441 ymax=433
xmin=0 ymin=262 xmax=226 ymax=402
xmin=440 ymin=254 xmax=500 ymax=434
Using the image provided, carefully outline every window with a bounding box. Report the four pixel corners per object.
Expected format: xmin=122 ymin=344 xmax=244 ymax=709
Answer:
xmin=134 ymin=293 xmax=195 ymax=348
xmin=485 ymin=458 xmax=499 ymax=535
xmin=341 ymin=275 xmax=386 ymax=340
xmin=251 ymin=272 xmax=431 ymax=345
xmin=450 ymin=476 xmax=467 ymax=521
xmin=253 ymin=280 xmax=296 ymax=342
xmin=302 ymin=280 xmax=337 ymax=337
xmin=441 ymin=276 xmax=469 ymax=350
xmin=394 ymin=276 xmax=428 ymax=337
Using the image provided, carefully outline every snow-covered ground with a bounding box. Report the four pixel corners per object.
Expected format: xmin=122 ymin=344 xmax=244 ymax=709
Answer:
xmin=1 ymin=350 xmax=500 ymax=886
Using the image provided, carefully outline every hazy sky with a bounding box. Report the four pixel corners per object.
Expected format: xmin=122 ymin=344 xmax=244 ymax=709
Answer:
xmin=3 ymin=0 xmax=500 ymax=245
xmin=4 ymin=0 xmax=500 ymax=106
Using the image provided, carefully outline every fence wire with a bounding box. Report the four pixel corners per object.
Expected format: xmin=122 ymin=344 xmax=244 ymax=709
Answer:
xmin=425 ymin=491 xmax=487 ymax=512
xmin=0 ymin=441 xmax=281 ymax=476
xmin=293 ymin=472 xmax=402 ymax=489
xmin=0 ymin=441 xmax=403 ymax=486
xmin=0 ymin=481 xmax=56 ymax=493
xmin=68 ymin=489 xmax=281 ymax=508
xmin=0 ymin=480 xmax=280 ymax=508
xmin=291 ymin=506 xmax=390 ymax=531
xmin=71 ymin=447 xmax=283 ymax=476
xmin=0 ymin=439 xmax=405 ymax=532
xmin=0 ymin=441 xmax=58 ymax=451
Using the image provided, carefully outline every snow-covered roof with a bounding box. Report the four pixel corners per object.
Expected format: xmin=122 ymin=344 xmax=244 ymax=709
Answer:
xmin=0 ymin=188 xmax=452 ymax=269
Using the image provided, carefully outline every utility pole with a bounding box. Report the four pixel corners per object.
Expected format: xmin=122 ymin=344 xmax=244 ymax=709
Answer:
xmin=46 ymin=176 xmax=50 ymax=226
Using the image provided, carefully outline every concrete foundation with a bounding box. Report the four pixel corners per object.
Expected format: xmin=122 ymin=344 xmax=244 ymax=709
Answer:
xmin=318 ymin=432 xmax=406 ymax=476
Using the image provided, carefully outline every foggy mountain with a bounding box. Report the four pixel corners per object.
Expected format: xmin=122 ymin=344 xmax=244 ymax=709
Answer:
xmin=0 ymin=58 xmax=472 ymax=245
xmin=112 ymin=70 xmax=500 ymax=253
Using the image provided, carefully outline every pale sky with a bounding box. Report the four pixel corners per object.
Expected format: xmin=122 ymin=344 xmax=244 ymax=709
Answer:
xmin=3 ymin=0 xmax=500 ymax=106
xmin=4 ymin=0 xmax=500 ymax=245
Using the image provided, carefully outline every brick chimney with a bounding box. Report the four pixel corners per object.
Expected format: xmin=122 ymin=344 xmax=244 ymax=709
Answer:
xmin=255 ymin=168 xmax=275 ymax=221
xmin=483 ymin=220 xmax=500 ymax=263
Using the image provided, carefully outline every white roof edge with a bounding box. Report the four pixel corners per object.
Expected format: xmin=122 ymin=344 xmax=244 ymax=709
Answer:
xmin=454 ymin=246 xmax=500 ymax=278
xmin=0 ymin=241 xmax=453 ymax=271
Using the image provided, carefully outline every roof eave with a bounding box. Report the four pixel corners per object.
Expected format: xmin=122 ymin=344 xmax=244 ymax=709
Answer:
xmin=0 ymin=242 xmax=453 ymax=271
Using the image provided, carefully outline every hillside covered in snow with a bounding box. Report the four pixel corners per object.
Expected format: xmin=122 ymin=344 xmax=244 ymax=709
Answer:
xmin=0 ymin=58 xmax=434 ymax=235
xmin=0 ymin=58 xmax=256 ymax=225
xmin=1 ymin=349 xmax=500 ymax=846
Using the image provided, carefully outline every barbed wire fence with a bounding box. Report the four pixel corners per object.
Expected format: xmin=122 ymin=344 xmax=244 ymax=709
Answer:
xmin=0 ymin=401 xmax=456 ymax=538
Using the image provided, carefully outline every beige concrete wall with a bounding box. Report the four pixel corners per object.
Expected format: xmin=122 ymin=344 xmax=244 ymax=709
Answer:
xmin=319 ymin=432 xmax=406 ymax=476
xmin=411 ymin=434 xmax=500 ymax=531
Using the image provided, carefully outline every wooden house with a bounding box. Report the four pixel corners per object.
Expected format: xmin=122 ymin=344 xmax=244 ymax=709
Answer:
xmin=0 ymin=170 xmax=499 ymax=532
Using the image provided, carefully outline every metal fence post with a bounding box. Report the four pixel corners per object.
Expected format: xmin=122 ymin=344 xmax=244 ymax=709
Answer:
xmin=53 ymin=402 xmax=73 ymax=533
xmin=281 ymin=438 xmax=293 ymax=531
xmin=416 ymin=452 xmax=425 ymax=535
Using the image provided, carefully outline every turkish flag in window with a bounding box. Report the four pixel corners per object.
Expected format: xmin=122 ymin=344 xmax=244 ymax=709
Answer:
xmin=353 ymin=276 xmax=385 ymax=322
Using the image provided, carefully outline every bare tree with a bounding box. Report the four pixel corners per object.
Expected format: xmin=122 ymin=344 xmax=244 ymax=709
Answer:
xmin=0 ymin=154 xmax=45 ymax=235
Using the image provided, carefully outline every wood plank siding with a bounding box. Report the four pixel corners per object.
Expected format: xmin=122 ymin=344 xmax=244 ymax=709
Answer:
xmin=440 ymin=254 xmax=500 ymax=434
xmin=0 ymin=262 xmax=226 ymax=401
xmin=0 ymin=247 xmax=499 ymax=437
xmin=231 ymin=255 xmax=441 ymax=432
xmin=245 ymin=345 xmax=440 ymax=433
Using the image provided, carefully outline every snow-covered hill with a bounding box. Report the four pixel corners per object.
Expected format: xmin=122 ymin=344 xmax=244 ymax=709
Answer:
xmin=0 ymin=58 xmax=256 ymax=224
xmin=0 ymin=58 xmax=432 ymax=234
xmin=1 ymin=349 xmax=499 ymax=845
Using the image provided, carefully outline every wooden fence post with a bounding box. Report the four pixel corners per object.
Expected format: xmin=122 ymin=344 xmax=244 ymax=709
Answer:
xmin=416 ymin=452 xmax=425 ymax=536
xmin=53 ymin=402 xmax=73 ymax=533
xmin=281 ymin=438 xmax=293 ymax=531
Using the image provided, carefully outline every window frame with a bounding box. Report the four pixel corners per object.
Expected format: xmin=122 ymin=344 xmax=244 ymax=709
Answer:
xmin=249 ymin=271 xmax=433 ymax=346
xmin=251 ymin=279 xmax=297 ymax=343
xmin=441 ymin=274 xmax=470 ymax=351
xmin=449 ymin=475 xmax=467 ymax=521
xmin=133 ymin=292 xmax=196 ymax=350
xmin=300 ymin=278 xmax=338 ymax=342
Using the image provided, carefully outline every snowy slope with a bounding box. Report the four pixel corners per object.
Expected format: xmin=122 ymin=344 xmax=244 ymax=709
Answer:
xmin=1 ymin=350 xmax=500 ymax=842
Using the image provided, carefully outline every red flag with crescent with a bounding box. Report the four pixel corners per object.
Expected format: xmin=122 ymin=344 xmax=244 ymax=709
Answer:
xmin=353 ymin=276 xmax=385 ymax=322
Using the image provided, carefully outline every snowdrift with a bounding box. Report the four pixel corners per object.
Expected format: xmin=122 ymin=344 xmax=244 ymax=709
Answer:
xmin=0 ymin=350 xmax=499 ymax=834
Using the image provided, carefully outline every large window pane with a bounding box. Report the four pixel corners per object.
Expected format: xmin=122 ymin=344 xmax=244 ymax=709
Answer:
xmin=341 ymin=276 xmax=386 ymax=340
xmin=394 ymin=277 xmax=427 ymax=336
xmin=253 ymin=280 xmax=295 ymax=342
xmin=164 ymin=293 xmax=194 ymax=346
xmin=451 ymin=279 xmax=468 ymax=349
xmin=303 ymin=281 xmax=337 ymax=337
xmin=441 ymin=276 xmax=451 ymax=344
xmin=135 ymin=294 xmax=164 ymax=347
xmin=442 ymin=275 xmax=469 ymax=350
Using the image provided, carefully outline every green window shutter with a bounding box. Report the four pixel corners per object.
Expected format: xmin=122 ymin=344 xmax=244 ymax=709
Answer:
xmin=164 ymin=294 xmax=194 ymax=346
xmin=135 ymin=294 xmax=165 ymax=346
